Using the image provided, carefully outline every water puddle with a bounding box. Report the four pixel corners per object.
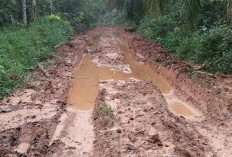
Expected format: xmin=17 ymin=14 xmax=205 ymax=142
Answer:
xmin=117 ymin=37 xmax=201 ymax=119
xmin=169 ymin=102 xmax=195 ymax=117
xmin=67 ymin=51 xmax=171 ymax=110
xmin=67 ymin=55 xmax=131 ymax=110
xmin=163 ymin=90 xmax=201 ymax=119
xmin=67 ymin=33 xmax=201 ymax=119
xmin=118 ymin=40 xmax=171 ymax=94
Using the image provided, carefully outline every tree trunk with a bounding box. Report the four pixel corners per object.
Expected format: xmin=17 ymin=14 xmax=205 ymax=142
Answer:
xmin=49 ymin=0 xmax=53 ymax=14
xmin=227 ymin=1 xmax=232 ymax=25
xmin=31 ymin=0 xmax=36 ymax=22
xmin=10 ymin=15 xmax=15 ymax=24
xmin=21 ymin=0 xmax=27 ymax=24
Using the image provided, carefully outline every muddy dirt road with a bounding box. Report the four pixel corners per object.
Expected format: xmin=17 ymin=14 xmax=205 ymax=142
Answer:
xmin=1 ymin=26 xmax=232 ymax=157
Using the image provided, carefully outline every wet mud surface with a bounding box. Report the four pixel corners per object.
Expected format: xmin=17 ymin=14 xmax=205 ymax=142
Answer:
xmin=93 ymin=81 xmax=212 ymax=157
xmin=1 ymin=26 xmax=232 ymax=157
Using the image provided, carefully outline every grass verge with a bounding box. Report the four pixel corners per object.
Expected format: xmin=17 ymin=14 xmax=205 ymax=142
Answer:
xmin=0 ymin=16 xmax=73 ymax=99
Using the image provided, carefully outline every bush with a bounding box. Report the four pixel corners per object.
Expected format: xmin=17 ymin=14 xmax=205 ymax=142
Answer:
xmin=138 ymin=16 xmax=175 ymax=42
xmin=0 ymin=16 xmax=73 ymax=99
xmin=161 ymin=27 xmax=186 ymax=53
xmin=177 ymin=26 xmax=232 ymax=74
xmin=138 ymin=16 xmax=186 ymax=53
xmin=46 ymin=14 xmax=61 ymax=21
xmin=138 ymin=16 xmax=232 ymax=74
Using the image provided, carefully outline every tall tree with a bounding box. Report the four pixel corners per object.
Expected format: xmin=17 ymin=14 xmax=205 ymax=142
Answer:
xmin=143 ymin=0 xmax=168 ymax=17
xmin=21 ymin=0 xmax=27 ymax=24
xmin=31 ymin=0 xmax=36 ymax=22
xmin=105 ymin=0 xmax=201 ymax=29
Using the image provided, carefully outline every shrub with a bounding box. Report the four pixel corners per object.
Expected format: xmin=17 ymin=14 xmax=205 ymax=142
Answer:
xmin=177 ymin=25 xmax=232 ymax=74
xmin=46 ymin=14 xmax=61 ymax=21
xmin=0 ymin=17 xmax=73 ymax=99
xmin=139 ymin=16 xmax=232 ymax=74
xmin=138 ymin=16 xmax=186 ymax=53
xmin=161 ymin=27 xmax=186 ymax=53
xmin=138 ymin=16 xmax=175 ymax=42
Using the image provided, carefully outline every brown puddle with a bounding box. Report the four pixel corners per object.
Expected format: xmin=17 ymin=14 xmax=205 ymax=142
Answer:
xmin=169 ymin=102 xmax=195 ymax=117
xmin=67 ymin=55 xmax=132 ymax=110
xmin=119 ymin=40 xmax=171 ymax=94
xmin=67 ymin=33 xmax=199 ymax=119
xmin=67 ymin=53 xmax=171 ymax=110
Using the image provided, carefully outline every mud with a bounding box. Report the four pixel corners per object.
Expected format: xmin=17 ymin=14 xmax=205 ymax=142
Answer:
xmin=93 ymin=81 xmax=212 ymax=157
xmin=1 ymin=26 xmax=232 ymax=157
xmin=0 ymin=36 xmax=87 ymax=156
xmin=68 ymin=32 xmax=172 ymax=111
xmin=90 ymin=26 xmax=232 ymax=157
xmin=49 ymin=109 xmax=94 ymax=156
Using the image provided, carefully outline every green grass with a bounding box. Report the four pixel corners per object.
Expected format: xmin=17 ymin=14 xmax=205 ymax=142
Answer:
xmin=0 ymin=16 xmax=73 ymax=99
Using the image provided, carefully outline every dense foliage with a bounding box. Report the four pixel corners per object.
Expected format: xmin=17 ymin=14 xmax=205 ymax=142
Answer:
xmin=53 ymin=0 xmax=105 ymax=31
xmin=0 ymin=0 xmax=104 ymax=98
xmin=1 ymin=0 xmax=232 ymax=98
xmin=0 ymin=0 xmax=103 ymax=30
xmin=105 ymin=0 xmax=232 ymax=74
xmin=0 ymin=16 xmax=73 ymax=99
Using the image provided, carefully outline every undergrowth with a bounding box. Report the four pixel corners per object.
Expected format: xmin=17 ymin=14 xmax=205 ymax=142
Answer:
xmin=138 ymin=16 xmax=232 ymax=74
xmin=97 ymin=102 xmax=114 ymax=124
xmin=98 ymin=102 xmax=114 ymax=118
xmin=0 ymin=16 xmax=73 ymax=99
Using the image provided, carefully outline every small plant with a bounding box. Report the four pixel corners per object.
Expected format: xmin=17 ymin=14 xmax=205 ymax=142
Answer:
xmin=123 ymin=95 xmax=130 ymax=100
xmin=138 ymin=14 xmax=232 ymax=75
xmin=108 ymin=130 xmax=113 ymax=135
xmin=117 ymin=134 xmax=121 ymax=144
xmin=98 ymin=102 xmax=114 ymax=118
xmin=76 ymin=12 xmax=84 ymax=22
xmin=46 ymin=14 xmax=61 ymax=21
xmin=216 ymin=88 xmax=222 ymax=95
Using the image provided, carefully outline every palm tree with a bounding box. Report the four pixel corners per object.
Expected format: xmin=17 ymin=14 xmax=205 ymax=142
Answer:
xmin=105 ymin=0 xmax=201 ymax=27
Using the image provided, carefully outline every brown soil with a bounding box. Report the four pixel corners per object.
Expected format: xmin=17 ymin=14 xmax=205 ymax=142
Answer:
xmin=1 ymin=26 xmax=232 ymax=157
xmin=93 ymin=81 xmax=212 ymax=157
